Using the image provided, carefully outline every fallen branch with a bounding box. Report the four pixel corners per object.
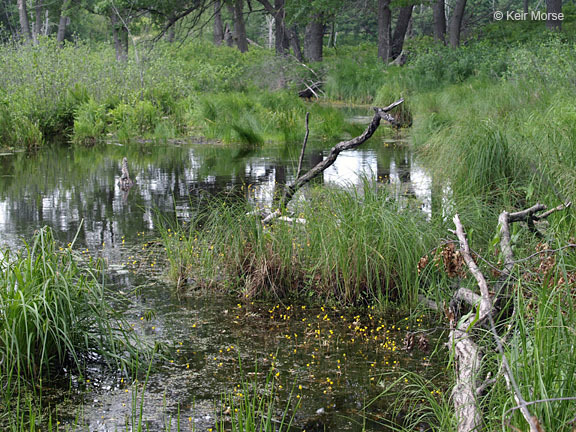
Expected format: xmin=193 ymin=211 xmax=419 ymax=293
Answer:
xmin=278 ymin=99 xmax=403 ymax=209
xmin=498 ymin=202 xmax=571 ymax=282
xmin=452 ymin=213 xmax=542 ymax=432
xmin=118 ymin=157 xmax=134 ymax=191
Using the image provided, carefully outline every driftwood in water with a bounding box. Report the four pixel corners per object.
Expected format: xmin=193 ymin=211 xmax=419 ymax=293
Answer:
xmin=428 ymin=202 xmax=571 ymax=432
xmin=118 ymin=157 xmax=134 ymax=191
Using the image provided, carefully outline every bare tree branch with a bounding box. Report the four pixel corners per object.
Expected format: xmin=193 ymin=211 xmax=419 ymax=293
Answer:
xmin=278 ymin=99 xmax=403 ymax=208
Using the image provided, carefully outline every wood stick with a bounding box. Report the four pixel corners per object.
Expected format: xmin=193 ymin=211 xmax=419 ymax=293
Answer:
xmin=295 ymin=112 xmax=310 ymax=180
xmin=453 ymin=213 xmax=542 ymax=432
xmin=278 ymin=99 xmax=403 ymax=208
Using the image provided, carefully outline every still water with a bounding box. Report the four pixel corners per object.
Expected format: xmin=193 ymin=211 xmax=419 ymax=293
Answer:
xmin=0 ymin=121 xmax=441 ymax=431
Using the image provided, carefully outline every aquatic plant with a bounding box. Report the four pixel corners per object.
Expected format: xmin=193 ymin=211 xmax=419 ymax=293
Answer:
xmin=0 ymin=226 xmax=150 ymax=395
xmin=160 ymin=180 xmax=439 ymax=306
xmin=217 ymin=360 xmax=300 ymax=432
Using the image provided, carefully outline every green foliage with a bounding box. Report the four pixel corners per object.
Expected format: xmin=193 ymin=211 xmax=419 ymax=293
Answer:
xmin=160 ymin=181 xmax=439 ymax=306
xmin=323 ymin=45 xmax=390 ymax=103
xmin=0 ymin=227 xmax=149 ymax=396
xmin=0 ymin=39 xmax=356 ymax=147
xmin=187 ymin=91 xmax=355 ymax=144
xmin=72 ymin=98 xmax=107 ymax=145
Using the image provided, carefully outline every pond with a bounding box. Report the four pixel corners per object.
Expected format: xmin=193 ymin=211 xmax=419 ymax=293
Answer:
xmin=0 ymin=111 xmax=444 ymax=431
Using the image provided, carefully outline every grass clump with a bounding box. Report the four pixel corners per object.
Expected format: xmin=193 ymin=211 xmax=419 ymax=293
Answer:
xmin=0 ymin=226 xmax=149 ymax=395
xmin=217 ymin=361 xmax=300 ymax=432
xmin=188 ymin=91 xmax=358 ymax=145
xmin=161 ymin=182 xmax=439 ymax=306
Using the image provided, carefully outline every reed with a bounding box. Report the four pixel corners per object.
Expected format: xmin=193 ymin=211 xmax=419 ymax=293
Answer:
xmin=0 ymin=226 xmax=150 ymax=400
xmin=160 ymin=181 xmax=439 ymax=307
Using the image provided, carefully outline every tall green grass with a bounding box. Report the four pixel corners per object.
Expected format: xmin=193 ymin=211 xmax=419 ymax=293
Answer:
xmin=160 ymin=181 xmax=439 ymax=306
xmin=188 ymin=91 xmax=358 ymax=145
xmin=0 ymin=227 xmax=150 ymax=397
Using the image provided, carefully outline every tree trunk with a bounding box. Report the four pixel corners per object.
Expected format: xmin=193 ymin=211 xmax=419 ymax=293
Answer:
xmin=56 ymin=0 xmax=72 ymax=46
xmin=433 ymin=0 xmax=446 ymax=43
xmin=523 ymin=0 xmax=529 ymax=13
xmin=213 ymin=0 xmax=224 ymax=45
xmin=34 ymin=0 xmax=43 ymax=43
xmin=233 ymin=0 xmax=248 ymax=52
xmin=274 ymin=0 xmax=289 ymax=55
xmin=18 ymin=0 xmax=33 ymax=43
xmin=377 ymin=0 xmax=391 ymax=61
xmin=265 ymin=15 xmax=274 ymax=49
xmin=43 ymin=9 xmax=49 ymax=36
xmin=449 ymin=0 xmax=467 ymax=47
xmin=304 ymin=16 xmax=324 ymax=62
xmin=224 ymin=23 xmax=234 ymax=47
xmin=545 ymin=0 xmax=562 ymax=30
xmin=111 ymin=14 xmax=128 ymax=62
xmin=288 ymin=26 xmax=304 ymax=61
xmin=327 ymin=19 xmax=336 ymax=48
xmin=390 ymin=5 xmax=414 ymax=60
xmin=257 ymin=0 xmax=289 ymax=55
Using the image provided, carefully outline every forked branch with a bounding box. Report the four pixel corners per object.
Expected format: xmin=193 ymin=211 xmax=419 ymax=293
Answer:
xmin=446 ymin=202 xmax=570 ymax=432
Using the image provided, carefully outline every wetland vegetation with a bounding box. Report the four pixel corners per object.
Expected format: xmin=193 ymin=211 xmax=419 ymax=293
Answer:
xmin=1 ymin=0 xmax=576 ymax=430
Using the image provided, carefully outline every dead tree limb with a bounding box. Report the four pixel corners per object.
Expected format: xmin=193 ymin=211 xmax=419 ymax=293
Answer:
xmin=449 ymin=203 xmax=575 ymax=432
xmin=295 ymin=112 xmax=310 ymax=180
xmin=118 ymin=157 xmax=134 ymax=191
xmin=277 ymin=99 xmax=403 ymax=210
xmin=453 ymin=214 xmax=543 ymax=432
xmin=497 ymin=202 xmax=571 ymax=289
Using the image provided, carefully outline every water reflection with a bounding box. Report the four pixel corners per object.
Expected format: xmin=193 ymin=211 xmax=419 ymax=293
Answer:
xmin=0 ymin=138 xmax=432 ymax=253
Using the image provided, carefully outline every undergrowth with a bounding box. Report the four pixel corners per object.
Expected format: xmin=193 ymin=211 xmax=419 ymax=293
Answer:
xmin=0 ymin=226 xmax=152 ymax=429
xmin=160 ymin=181 xmax=439 ymax=307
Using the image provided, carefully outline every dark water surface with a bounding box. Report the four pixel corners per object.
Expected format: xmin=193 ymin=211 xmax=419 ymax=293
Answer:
xmin=0 ymin=116 xmax=442 ymax=431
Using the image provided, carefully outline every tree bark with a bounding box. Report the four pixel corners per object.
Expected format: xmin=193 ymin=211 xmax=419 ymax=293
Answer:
xmin=433 ymin=0 xmax=446 ymax=43
xmin=327 ymin=19 xmax=336 ymax=48
xmin=304 ymin=16 xmax=324 ymax=62
xmin=523 ymin=0 xmax=529 ymax=13
xmin=111 ymin=14 xmax=128 ymax=62
xmin=377 ymin=0 xmax=391 ymax=61
xmin=34 ymin=0 xmax=43 ymax=43
xmin=390 ymin=5 xmax=414 ymax=60
xmin=288 ymin=25 xmax=304 ymax=62
xmin=18 ymin=0 xmax=33 ymax=43
xmin=213 ymin=0 xmax=224 ymax=45
xmin=166 ymin=24 xmax=175 ymax=42
xmin=545 ymin=0 xmax=562 ymax=30
xmin=233 ymin=0 xmax=249 ymax=52
xmin=449 ymin=0 xmax=467 ymax=47
xmin=56 ymin=0 xmax=72 ymax=46
xmin=274 ymin=0 xmax=289 ymax=54
xmin=224 ymin=23 xmax=234 ymax=46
